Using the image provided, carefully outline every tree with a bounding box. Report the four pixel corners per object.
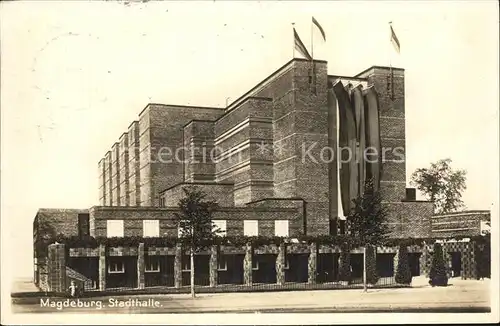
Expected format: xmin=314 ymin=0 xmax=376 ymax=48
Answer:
xmin=395 ymin=245 xmax=412 ymax=285
xmin=348 ymin=178 xmax=389 ymax=246
xmin=410 ymin=158 xmax=467 ymax=214
xmin=428 ymin=243 xmax=448 ymax=286
xmin=337 ymin=247 xmax=351 ymax=284
xmin=174 ymin=186 xmax=221 ymax=298
xmin=347 ymin=178 xmax=388 ymax=291
xmin=365 ymin=245 xmax=379 ymax=285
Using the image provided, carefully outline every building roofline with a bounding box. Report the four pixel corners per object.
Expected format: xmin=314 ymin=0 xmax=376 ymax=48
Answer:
xmin=88 ymin=205 xmax=296 ymax=213
xmin=401 ymin=199 xmax=433 ymax=203
xmin=138 ymin=103 xmax=224 ymax=118
xmin=225 ymin=58 xmax=326 ymax=113
xmin=36 ymin=208 xmax=89 ymax=213
xmin=213 ymin=96 xmax=273 ymax=124
xmin=328 ymin=75 xmax=368 ymax=82
xmin=128 ymin=120 xmax=139 ymax=129
xmin=432 ymin=210 xmax=491 ymax=217
xmin=159 ymin=181 xmax=235 ymax=195
xmin=245 ymin=197 xmax=307 ymax=205
xmin=355 ymin=65 xmax=404 ymax=78
xmin=182 ymin=119 xmax=217 ymax=129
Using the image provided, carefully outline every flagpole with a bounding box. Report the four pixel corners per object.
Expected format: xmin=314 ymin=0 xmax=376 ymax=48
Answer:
xmin=311 ymin=18 xmax=314 ymax=61
xmin=292 ymin=22 xmax=296 ymax=59
xmin=310 ymin=17 xmax=316 ymax=93
xmin=389 ymin=21 xmax=394 ymax=100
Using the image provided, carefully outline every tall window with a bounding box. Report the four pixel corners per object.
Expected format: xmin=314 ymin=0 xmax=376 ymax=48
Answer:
xmin=181 ymin=256 xmax=191 ymax=272
xmin=329 ymin=219 xmax=338 ymax=236
xmin=274 ymin=220 xmax=289 ymax=237
xmin=143 ymin=220 xmax=159 ymax=237
xmin=78 ymin=213 xmax=90 ymax=237
xmin=217 ymin=255 xmax=227 ymax=271
xmin=252 ymin=258 xmax=259 ymax=270
xmin=107 ymin=220 xmax=124 ymax=237
xmin=244 ymin=220 xmax=258 ymax=236
xmin=213 ymin=220 xmax=227 ymax=236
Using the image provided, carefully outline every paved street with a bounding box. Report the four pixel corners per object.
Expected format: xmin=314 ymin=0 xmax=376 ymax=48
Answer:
xmin=11 ymin=277 xmax=490 ymax=313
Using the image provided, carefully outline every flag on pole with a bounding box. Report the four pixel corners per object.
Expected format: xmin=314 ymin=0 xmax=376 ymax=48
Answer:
xmin=312 ymin=16 xmax=326 ymax=41
xmin=294 ymin=28 xmax=312 ymax=60
xmin=390 ymin=24 xmax=400 ymax=54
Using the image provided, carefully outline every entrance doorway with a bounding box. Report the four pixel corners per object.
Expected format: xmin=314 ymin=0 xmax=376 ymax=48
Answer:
xmin=450 ymin=252 xmax=462 ymax=278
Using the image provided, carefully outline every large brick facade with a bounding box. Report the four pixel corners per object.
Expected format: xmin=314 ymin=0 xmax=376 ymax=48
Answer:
xmin=92 ymin=59 xmax=434 ymax=237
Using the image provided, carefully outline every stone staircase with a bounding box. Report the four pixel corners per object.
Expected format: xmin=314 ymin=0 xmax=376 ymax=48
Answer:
xmin=66 ymin=267 xmax=96 ymax=290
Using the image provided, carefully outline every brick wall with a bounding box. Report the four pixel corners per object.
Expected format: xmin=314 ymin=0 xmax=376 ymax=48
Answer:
xmin=384 ymin=201 xmax=434 ymax=238
xmin=119 ymin=132 xmax=130 ymax=206
xmin=431 ymin=210 xmax=491 ymax=238
xmin=111 ymin=142 xmax=121 ymax=206
xmin=34 ymin=209 xmax=88 ymax=242
xmin=128 ymin=121 xmax=141 ymax=206
xmin=98 ymin=159 xmax=105 ymax=205
xmin=139 ymin=104 xmax=225 ymax=206
xmin=356 ymin=67 xmax=406 ymax=203
xmin=89 ymin=205 xmax=304 ymax=238
xmin=214 ymin=97 xmax=275 ymax=206
xmin=183 ymin=120 xmax=216 ymax=183
xmin=47 ymin=243 xmax=66 ymax=292
xmin=105 ymin=151 xmax=112 ymax=206
xmin=292 ymin=61 xmax=330 ymax=235
xmin=161 ymin=182 xmax=235 ymax=207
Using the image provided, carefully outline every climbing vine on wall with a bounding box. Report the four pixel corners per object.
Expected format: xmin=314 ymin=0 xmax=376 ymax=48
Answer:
xmin=44 ymin=233 xmax=491 ymax=252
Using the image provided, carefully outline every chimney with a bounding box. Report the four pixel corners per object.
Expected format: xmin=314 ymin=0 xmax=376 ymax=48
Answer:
xmin=405 ymin=188 xmax=416 ymax=201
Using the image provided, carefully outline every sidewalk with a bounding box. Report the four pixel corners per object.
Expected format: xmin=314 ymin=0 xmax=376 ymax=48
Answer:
xmin=10 ymin=278 xmax=40 ymax=294
xmin=150 ymin=277 xmax=490 ymax=312
xmin=11 ymin=277 xmax=491 ymax=313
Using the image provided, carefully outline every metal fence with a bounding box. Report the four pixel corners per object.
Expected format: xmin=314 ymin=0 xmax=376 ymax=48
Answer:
xmin=84 ymin=273 xmax=403 ymax=295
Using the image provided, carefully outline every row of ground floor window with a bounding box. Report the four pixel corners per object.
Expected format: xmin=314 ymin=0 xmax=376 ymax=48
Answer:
xmin=67 ymin=252 xmax=423 ymax=289
xmin=36 ymin=240 xmax=488 ymax=292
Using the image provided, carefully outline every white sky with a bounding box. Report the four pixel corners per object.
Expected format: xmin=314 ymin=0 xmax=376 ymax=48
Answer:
xmin=1 ymin=0 xmax=499 ymax=281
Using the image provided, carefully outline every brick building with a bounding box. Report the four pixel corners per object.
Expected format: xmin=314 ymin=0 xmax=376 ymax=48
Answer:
xmin=94 ymin=58 xmax=432 ymax=238
xmin=33 ymin=58 xmax=490 ymax=293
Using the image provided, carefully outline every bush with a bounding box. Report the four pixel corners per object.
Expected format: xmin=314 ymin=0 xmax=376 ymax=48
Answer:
xmin=429 ymin=243 xmax=448 ymax=286
xmin=338 ymin=250 xmax=351 ymax=282
xmin=365 ymin=245 xmax=379 ymax=285
xmin=395 ymin=245 xmax=412 ymax=285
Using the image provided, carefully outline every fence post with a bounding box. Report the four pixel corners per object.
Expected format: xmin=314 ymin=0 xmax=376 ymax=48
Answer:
xmin=393 ymin=246 xmax=399 ymax=277
xmin=308 ymin=242 xmax=317 ymax=284
xmin=98 ymin=243 xmax=106 ymax=291
xmin=209 ymin=245 xmax=218 ymax=287
xmin=174 ymin=243 xmax=182 ymax=288
xmin=137 ymin=243 xmax=145 ymax=289
xmin=419 ymin=242 xmax=431 ymax=277
xmin=276 ymin=243 xmax=285 ymax=286
xmin=243 ymin=243 xmax=253 ymax=286
xmin=47 ymin=243 xmax=66 ymax=293
xmin=462 ymin=241 xmax=478 ymax=280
